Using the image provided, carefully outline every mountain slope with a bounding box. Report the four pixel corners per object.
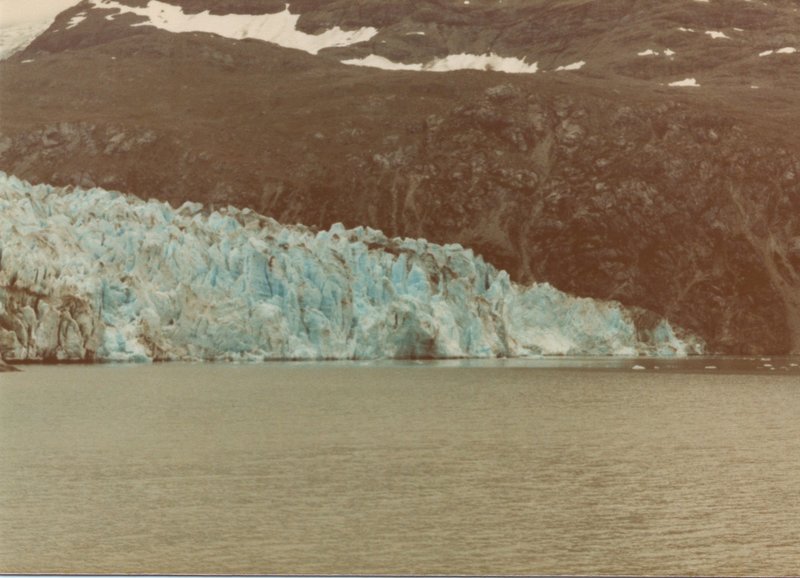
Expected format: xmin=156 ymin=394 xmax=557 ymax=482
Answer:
xmin=1 ymin=0 xmax=798 ymax=354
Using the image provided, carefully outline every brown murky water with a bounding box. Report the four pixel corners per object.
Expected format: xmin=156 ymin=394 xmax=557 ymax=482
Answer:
xmin=1 ymin=361 xmax=799 ymax=575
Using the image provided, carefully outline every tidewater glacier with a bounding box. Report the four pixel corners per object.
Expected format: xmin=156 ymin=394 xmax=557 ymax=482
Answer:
xmin=0 ymin=173 xmax=703 ymax=361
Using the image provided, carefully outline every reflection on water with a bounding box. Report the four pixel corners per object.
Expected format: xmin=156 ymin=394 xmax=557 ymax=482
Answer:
xmin=1 ymin=360 xmax=799 ymax=575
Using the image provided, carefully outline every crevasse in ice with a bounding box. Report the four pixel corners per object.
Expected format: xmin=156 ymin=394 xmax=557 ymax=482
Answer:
xmin=0 ymin=173 xmax=702 ymax=361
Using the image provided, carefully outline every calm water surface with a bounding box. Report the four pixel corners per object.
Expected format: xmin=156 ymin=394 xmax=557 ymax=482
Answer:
xmin=1 ymin=359 xmax=799 ymax=575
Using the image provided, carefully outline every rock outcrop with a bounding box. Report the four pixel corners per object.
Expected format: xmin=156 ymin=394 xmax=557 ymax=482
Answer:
xmin=0 ymin=359 xmax=18 ymax=371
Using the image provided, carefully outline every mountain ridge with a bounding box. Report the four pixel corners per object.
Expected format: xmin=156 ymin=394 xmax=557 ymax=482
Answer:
xmin=1 ymin=0 xmax=798 ymax=354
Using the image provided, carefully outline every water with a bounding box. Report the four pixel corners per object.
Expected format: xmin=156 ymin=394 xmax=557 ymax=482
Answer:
xmin=1 ymin=359 xmax=799 ymax=575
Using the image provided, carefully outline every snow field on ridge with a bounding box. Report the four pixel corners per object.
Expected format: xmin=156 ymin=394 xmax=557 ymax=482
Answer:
xmin=89 ymin=0 xmax=548 ymax=74
xmin=89 ymin=0 xmax=378 ymax=55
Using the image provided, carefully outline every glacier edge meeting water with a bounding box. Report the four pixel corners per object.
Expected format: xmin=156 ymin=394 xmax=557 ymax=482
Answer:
xmin=0 ymin=173 xmax=703 ymax=362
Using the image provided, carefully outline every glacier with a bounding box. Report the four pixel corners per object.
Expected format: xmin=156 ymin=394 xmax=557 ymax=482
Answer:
xmin=0 ymin=173 xmax=702 ymax=362
xmin=0 ymin=0 xmax=82 ymax=61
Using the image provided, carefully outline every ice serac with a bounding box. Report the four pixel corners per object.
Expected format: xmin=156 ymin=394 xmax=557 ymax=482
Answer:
xmin=0 ymin=174 xmax=703 ymax=362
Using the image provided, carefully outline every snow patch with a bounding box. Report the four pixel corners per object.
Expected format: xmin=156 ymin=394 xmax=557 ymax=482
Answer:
xmin=343 ymin=52 xmax=539 ymax=74
xmin=65 ymin=13 xmax=86 ymax=29
xmin=669 ymin=77 xmax=700 ymax=87
xmin=341 ymin=54 xmax=423 ymax=71
xmin=638 ymin=49 xmax=675 ymax=57
xmin=554 ymin=60 xmax=585 ymax=71
xmin=705 ymin=30 xmax=730 ymax=39
xmin=760 ymin=47 xmax=796 ymax=56
xmin=88 ymin=0 xmax=378 ymax=55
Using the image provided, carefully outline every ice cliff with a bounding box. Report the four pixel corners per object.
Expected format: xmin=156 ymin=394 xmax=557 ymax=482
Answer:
xmin=0 ymin=173 xmax=702 ymax=362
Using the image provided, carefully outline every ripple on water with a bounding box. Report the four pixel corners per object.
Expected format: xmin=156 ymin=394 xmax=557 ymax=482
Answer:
xmin=1 ymin=361 xmax=799 ymax=574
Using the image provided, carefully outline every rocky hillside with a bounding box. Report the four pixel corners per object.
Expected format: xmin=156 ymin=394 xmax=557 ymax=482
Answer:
xmin=1 ymin=0 xmax=799 ymax=354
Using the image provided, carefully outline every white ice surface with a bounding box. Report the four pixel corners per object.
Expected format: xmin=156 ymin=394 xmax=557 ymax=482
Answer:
xmin=0 ymin=0 xmax=81 ymax=59
xmin=0 ymin=22 xmax=45 ymax=58
xmin=89 ymin=0 xmax=378 ymax=55
xmin=0 ymin=174 xmax=700 ymax=362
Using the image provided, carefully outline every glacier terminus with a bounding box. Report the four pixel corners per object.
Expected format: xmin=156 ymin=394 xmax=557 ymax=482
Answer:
xmin=0 ymin=173 xmax=702 ymax=362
